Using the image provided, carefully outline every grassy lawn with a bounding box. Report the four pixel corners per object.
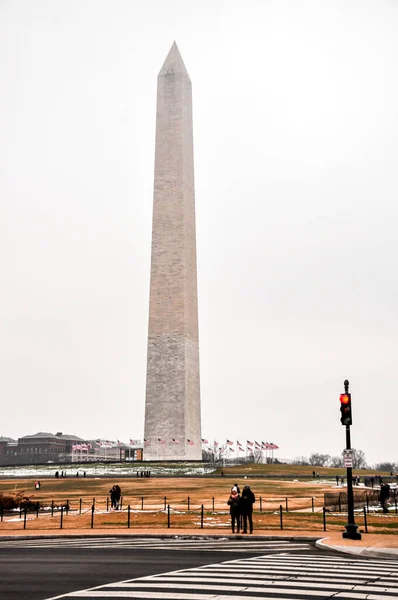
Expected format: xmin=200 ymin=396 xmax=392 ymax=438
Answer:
xmin=1 ymin=463 xmax=397 ymax=535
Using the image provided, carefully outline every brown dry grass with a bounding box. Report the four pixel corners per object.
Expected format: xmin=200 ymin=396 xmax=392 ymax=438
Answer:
xmin=1 ymin=476 xmax=397 ymax=535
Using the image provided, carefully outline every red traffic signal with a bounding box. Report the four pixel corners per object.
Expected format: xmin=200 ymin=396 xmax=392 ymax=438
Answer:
xmin=340 ymin=393 xmax=352 ymax=425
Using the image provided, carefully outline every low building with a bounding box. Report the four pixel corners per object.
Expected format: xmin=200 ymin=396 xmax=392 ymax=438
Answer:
xmin=17 ymin=432 xmax=67 ymax=464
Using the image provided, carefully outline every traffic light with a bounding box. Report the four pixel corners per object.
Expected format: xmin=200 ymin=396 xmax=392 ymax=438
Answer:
xmin=340 ymin=393 xmax=352 ymax=426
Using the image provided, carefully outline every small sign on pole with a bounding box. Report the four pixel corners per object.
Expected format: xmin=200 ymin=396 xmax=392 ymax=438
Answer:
xmin=343 ymin=449 xmax=353 ymax=468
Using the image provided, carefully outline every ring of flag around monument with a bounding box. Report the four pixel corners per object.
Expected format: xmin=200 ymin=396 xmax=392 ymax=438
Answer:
xmin=172 ymin=438 xmax=180 ymax=444
xmin=201 ymin=438 xmax=208 ymax=444
xmin=187 ymin=439 xmax=194 ymax=445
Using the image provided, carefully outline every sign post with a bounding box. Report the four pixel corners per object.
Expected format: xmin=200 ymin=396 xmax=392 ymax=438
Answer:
xmin=341 ymin=380 xmax=361 ymax=540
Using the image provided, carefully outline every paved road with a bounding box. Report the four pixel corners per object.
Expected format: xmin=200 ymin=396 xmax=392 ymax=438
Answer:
xmin=0 ymin=537 xmax=313 ymax=600
xmin=2 ymin=537 xmax=397 ymax=600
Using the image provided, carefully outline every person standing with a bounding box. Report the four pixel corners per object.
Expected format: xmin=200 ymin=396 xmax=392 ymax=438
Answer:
xmin=241 ymin=485 xmax=255 ymax=533
xmin=114 ymin=484 xmax=121 ymax=510
xmin=227 ymin=486 xmax=241 ymax=533
xmin=109 ymin=485 xmax=117 ymax=509
xmin=380 ymin=483 xmax=390 ymax=513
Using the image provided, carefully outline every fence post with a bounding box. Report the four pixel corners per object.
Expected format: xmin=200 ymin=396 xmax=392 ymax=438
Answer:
xmin=66 ymin=500 xmax=69 ymax=515
xmin=260 ymin=497 xmax=262 ymax=512
xmin=60 ymin=506 xmax=63 ymax=530
xmin=127 ymin=505 xmax=131 ymax=528
xmin=311 ymin=497 xmax=314 ymax=512
xmin=23 ymin=508 xmax=27 ymax=530
xmin=212 ymin=497 xmax=215 ymax=511
xmin=201 ymin=504 xmax=204 ymax=529
xmin=187 ymin=496 xmax=190 ymax=511
xmin=141 ymin=496 xmax=144 ymax=510
xmin=279 ymin=505 xmax=283 ymax=530
xmin=91 ymin=504 xmax=94 ymax=529
xmin=285 ymin=497 xmax=288 ymax=512
xmin=51 ymin=500 xmax=54 ymax=517
xmin=323 ymin=506 xmax=326 ymax=532
xmin=164 ymin=496 xmax=167 ymax=511
xmin=167 ymin=504 xmax=170 ymax=528
xmin=363 ymin=506 xmax=368 ymax=533
xmin=80 ymin=498 xmax=82 ymax=514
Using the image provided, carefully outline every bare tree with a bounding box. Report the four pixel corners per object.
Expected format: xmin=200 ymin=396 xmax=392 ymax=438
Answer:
xmin=329 ymin=455 xmax=343 ymax=467
xmin=374 ymin=462 xmax=397 ymax=473
xmin=351 ymin=448 xmax=367 ymax=469
xmin=309 ymin=453 xmax=330 ymax=467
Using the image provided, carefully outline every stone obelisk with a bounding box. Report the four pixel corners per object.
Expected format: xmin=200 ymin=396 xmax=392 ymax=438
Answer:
xmin=143 ymin=43 xmax=202 ymax=461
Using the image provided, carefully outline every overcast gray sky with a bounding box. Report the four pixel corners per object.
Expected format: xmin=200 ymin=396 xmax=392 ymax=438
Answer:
xmin=1 ymin=0 xmax=398 ymax=465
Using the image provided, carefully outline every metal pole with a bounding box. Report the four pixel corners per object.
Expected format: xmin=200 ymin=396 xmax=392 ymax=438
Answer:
xmin=106 ymin=497 xmax=109 ymax=512
xmin=279 ymin=505 xmax=283 ymax=530
xmin=311 ymin=497 xmax=314 ymax=512
xmin=127 ymin=505 xmax=131 ymax=528
xmin=164 ymin=496 xmax=166 ymax=510
xmin=51 ymin=500 xmax=54 ymax=517
xmin=212 ymin=497 xmax=215 ymax=511
xmin=363 ymin=506 xmax=368 ymax=533
xmin=80 ymin=498 xmax=82 ymax=514
xmin=23 ymin=508 xmax=27 ymax=530
xmin=91 ymin=504 xmax=94 ymax=529
xmin=323 ymin=506 xmax=326 ymax=531
xmin=342 ymin=380 xmax=361 ymax=540
xmin=141 ymin=496 xmax=144 ymax=510
xmin=167 ymin=504 xmax=170 ymax=528
xmin=338 ymin=494 xmax=342 ymax=513
xmin=285 ymin=497 xmax=288 ymax=513
xmin=188 ymin=496 xmax=190 ymax=511
xmin=260 ymin=497 xmax=262 ymax=512
xmin=60 ymin=506 xmax=63 ymax=529
xmin=201 ymin=504 xmax=204 ymax=529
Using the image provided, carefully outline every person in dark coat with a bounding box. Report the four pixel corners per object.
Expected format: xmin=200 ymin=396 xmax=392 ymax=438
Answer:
xmin=241 ymin=485 xmax=255 ymax=533
xmin=109 ymin=485 xmax=117 ymax=509
xmin=380 ymin=483 xmax=390 ymax=513
xmin=227 ymin=486 xmax=241 ymax=533
xmin=114 ymin=484 xmax=121 ymax=509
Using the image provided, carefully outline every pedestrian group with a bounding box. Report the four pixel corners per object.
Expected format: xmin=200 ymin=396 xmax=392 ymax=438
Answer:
xmin=227 ymin=483 xmax=256 ymax=533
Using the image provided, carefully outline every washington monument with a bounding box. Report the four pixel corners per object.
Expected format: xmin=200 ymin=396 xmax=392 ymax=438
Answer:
xmin=143 ymin=43 xmax=202 ymax=461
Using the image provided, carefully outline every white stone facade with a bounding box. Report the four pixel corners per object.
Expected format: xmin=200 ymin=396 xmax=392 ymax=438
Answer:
xmin=143 ymin=43 xmax=202 ymax=460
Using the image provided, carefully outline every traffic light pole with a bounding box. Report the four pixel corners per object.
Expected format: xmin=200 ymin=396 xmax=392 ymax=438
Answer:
xmin=342 ymin=380 xmax=361 ymax=540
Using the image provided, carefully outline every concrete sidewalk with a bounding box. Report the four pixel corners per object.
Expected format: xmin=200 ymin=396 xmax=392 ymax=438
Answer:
xmin=1 ymin=528 xmax=397 ymax=558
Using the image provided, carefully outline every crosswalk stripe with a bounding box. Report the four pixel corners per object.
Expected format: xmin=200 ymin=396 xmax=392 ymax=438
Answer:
xmin=0 ymin=537 xmax=312 ymax=553
xmin=44 ymin=552 xmax=398 ymax=600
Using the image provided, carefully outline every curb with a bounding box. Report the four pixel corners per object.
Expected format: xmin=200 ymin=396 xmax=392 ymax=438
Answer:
xmin=0 ymin=533 xmax=320 ymax=542
xmin=315 ymin=538 xmax=398 ymax=559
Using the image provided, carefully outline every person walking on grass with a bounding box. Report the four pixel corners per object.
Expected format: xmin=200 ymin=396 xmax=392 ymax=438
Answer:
xmin=227 ymin=486 xmax=241 ymax=533
xmin=241 ymin=484 xmax=255 ymax=533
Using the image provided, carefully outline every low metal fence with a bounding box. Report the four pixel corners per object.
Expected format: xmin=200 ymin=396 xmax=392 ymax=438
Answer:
xmin=1 ymin=495 xmax=398 ymax=533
